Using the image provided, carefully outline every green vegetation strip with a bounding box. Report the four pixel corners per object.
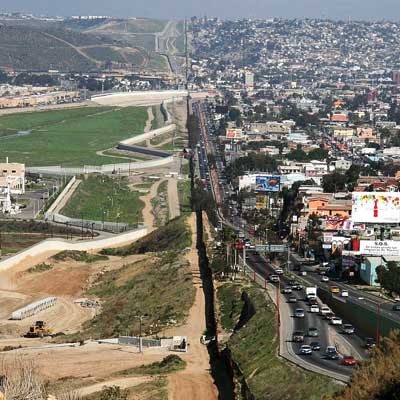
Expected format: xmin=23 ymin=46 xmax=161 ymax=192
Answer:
xmin=26 ymin=263 xmax=53 ymax=274
xmin=63 ymin=254 xmax=195 ymax=341
xmin=119 ymin=355 xmax=186 ymax=376
xmin=178 ymin=180 xmax=191 ymax=215
xmin=101 ymin=216 xmax=191 ymax=256
xmin=52 ymin=250 xmax=108 ymax=263
xmin=217 ymin=283 xmax=340 ymax=400
xmin=0 ymin=106 xmax=147 ymax=166
xmin=62 ymin=175 xmax=144 ymax=224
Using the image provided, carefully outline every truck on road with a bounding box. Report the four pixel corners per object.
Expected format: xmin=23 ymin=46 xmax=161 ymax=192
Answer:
xmin=306 ymin=287 xmax=317 ymax=300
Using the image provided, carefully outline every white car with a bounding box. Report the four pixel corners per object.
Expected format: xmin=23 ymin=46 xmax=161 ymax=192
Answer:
xmin=341 ymin=290 xmax=349 ymax=297
xmin=321 ymin=276 xmax=329 ymax=282
xmin=299 ymin=345 xmax=312 ymax=355
xmin=269 ymin=275 xmax=280 ymax=282
xmin=275 ymin=268 xmax=284 ymax=275
xmin=331 ymin=317 xmax=343 ymax=325
xmin=310 ymin=305 xmax=320 ymax=313
xmin=319 ymin=306 xmax=331 ymax=316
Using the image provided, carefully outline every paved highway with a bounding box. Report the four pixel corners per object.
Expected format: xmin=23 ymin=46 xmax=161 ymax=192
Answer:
xmin=246 ymin=251 xmax=366 ymax=379
xmin=192 ymin=100 xmax=376 ymax=380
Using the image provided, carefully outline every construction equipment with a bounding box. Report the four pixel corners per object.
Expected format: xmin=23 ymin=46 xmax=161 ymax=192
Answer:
xmin=25 ymin=321 xmax=52 ymax=338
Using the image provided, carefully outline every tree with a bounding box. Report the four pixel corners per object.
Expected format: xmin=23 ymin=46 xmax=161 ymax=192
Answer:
xmin=228 ymin=107 xmax=241 ymax=122
xmin=322 ymin=172 xmax=347 ymax=192
xmin=376 ymin=261 xmax=400 ymax=297
xmin=331 ymin=331 xmax=400 ymax=400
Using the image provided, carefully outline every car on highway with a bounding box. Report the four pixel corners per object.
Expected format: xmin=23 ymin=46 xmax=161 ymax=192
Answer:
xmin=310 ymin=341 xmax=321 ymax=351
xmin=294 ymin=308 xmax=305 ymax=318
xmin=288 ymin=295 xmax=297 ymax=303
xmin=269 ymin=275 xmax=280 ymax=282
xmin=341 ymin=290 xmax=349 ymax=297
xmin=324 ymin=312 xmax=335 ymax=321
xmin=307 ymin=327 xmax=319 ymax=337
xmin=275 ymin=268 xmax=284 ymax=275
xmin=330 ymin=316 xmax=343 ymax=325
xmin=392 ymin=304 xmax=400 ymax=311
xmin=325 ymin=346 xmax=339 ymax=360
xmin=281 ymin=287 xmax=292 ymax=294
xmin=330 ymin=286 xmax=340 ymax=294
xmin=292 ymin=331 xmax=305 ymax=343
xmin=292 ymin=284 xmax=303 ymax=291
xmin=308 ymin=298 xmax=318 ymax=306
xmin=319 ymin=306 xmax=331 ymax=316
xmin=342 ymin=324 xmax=355 ymax=334
xmin=321 ymin=276 xmax=329 ymax=282
xmin=299 ymin=345 xmax=312 ymax=355
xmin=310 ymin=305 xmax=320 ymax=313
xmin=342 ymin=356 xmax=357 ymax=366
xmin=364 ymin=337 xmax=376 ymax=349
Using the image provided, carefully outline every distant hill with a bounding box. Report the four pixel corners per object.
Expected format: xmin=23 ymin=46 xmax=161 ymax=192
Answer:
xmin=0 ymin=18 xmax=171 ymax=72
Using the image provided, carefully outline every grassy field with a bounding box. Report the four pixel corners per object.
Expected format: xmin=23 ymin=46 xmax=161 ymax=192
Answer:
xmin=62 ymin=175 xmax=144 ymax=224
xmin=0 ymin=106 xmax=148 ymax=166
xmin=113 ymin=19 xmax=168 ymax=34
xmin=64 ymin=254 xmax=195 ymax=340
xmin=146 ymin=54 xmax=170 ymax=72
xmin=217 ymin=282 xmax=340 ymax=400
xmin=178 ymin=180 xmax=191 ymax=215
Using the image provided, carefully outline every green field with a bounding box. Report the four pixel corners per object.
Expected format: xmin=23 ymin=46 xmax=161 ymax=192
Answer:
xmin=113 ymin=19 xmax=168 ymax=34
xmin=0 ymin=106 xmax=147 ymax=166
xmin=62 ymin=175 xmax=144 ymax=224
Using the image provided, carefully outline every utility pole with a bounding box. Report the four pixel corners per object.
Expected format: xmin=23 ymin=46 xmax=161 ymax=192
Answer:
xmin=276 ymin=279 xmax=281 ymax=347
xmin=242 ymin=245 xmax=246 ymax=273
xmin=135 ymin=314 xmax=148 ymax=353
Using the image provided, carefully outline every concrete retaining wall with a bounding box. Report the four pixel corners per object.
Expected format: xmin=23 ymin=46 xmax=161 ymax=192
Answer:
xmin=45 ymin=212 xmax=131 ymax=233
xmin=116 ymin=144 xmax=171 ymax=158
xmin=119 ymin=125 xmax=175 ymax=146
xmin=91 ymin=90 xmax=188 ymax=106
xmin=46 ymin=176 xmax=76 ymax=215
xmin=0 ymin=226 xmax=148 ymax=272
xmin=26 ymin=156 xmax=175 ymax=176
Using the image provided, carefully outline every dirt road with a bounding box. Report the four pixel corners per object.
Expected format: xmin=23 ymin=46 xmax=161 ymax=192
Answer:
xmin=77 ymin=376 xmax=153 ymax=397
xmin=139 ymin=179 xmax=165 ymax=230
xmin=167 ymin=178 xmax=180 ymax=220
xmin=166 ymin=213 xmax=218 ymax=400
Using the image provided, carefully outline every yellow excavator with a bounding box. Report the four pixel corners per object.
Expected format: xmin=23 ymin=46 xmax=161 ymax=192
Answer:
xmin=25 ymin=321 xmax=52 ymax=338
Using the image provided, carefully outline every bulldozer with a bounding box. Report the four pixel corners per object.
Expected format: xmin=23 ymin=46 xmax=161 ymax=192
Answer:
xmin=25 ymin=321 xmax=52 ymax=338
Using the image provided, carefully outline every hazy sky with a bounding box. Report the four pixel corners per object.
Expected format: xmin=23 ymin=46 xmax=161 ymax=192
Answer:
xmin=2 ymin=0 xmax=400 ymax=20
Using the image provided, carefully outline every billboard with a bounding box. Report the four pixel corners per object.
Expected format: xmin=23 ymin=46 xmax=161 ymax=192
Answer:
xmin=256 ymin=194 xmax=267 ymax=209
xmin=255 ymin=175 xmax=280 ymax=192
xmin=359 ymin=240 xmax=400 ymax=257
xmin=352 ymin=192 xmax=400 ymax=224
xmin=226 ymin=128 xmax=243 ymax=140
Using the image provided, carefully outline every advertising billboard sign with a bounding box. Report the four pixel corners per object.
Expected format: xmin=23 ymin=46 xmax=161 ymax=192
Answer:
xmin=255 ymin=175 xmax=281 ymax=192
xmin=352 ymin=192 xmax=400 ymax=223
xmin=226 ymin=128 xmax=243 ymax=140
xmin=359 ymin=240 xmax=400 ymax=257
xmin=256 ymin=194 xmax=267 ymax=209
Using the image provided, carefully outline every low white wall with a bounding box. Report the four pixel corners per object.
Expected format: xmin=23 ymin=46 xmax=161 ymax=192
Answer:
xmin=0 ymin=227 xmax=148 ymax=272
xmin=26 ymin=156 xmax=175 ymax=176
xmin=119 ymin=125 xmax=175 ymax=146
xmin=46 ymin=176 xmax=76 ymax=215
xmin=91 ymin=90 xmax=188 ymax=106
